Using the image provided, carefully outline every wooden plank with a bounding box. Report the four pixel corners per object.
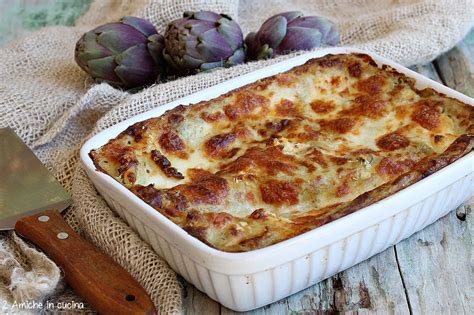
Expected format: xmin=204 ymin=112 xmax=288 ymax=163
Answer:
xmin=181 ymin=277 xmax=220 ymax=315
xmin=434 ymin=30 xmax=474 ymax=97
xmin=439 ymin=29 xmax=474 ymax=89
xmin=219 ymin=247 xmax=409 ymax=314
xmin=409 ymin=63 xmax=442 ymax=82
xmin=395 ymin=29 xmax=474 ymax=314
xmin=395 ymin=205 xmax=473 ymax=314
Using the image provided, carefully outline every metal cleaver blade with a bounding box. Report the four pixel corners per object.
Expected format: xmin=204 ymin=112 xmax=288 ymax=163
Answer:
xmin=0 ymin=127 xmax=71 ymax=230
xmin=0 ymin=127 xmax=156 ymax=314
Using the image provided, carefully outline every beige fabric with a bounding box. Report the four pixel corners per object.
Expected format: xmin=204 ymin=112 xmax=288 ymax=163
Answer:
xmin=0 ymin=0 xmax=472 ymax=313
xmin=0 ymin=233 xmax=60 ymax=312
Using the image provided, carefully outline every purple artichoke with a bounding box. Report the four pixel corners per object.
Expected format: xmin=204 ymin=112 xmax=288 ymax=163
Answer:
xmin=163 ymin=11 xmax=245 ymax=74
xmin=245 ymin=11 xmax=340 ymax=60
xmin=75 ymin=16 xmax=165 ymax=89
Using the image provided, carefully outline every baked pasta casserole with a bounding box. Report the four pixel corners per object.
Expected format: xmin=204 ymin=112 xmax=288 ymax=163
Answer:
xmin=90 ymin=53 xmax=473 ymax=252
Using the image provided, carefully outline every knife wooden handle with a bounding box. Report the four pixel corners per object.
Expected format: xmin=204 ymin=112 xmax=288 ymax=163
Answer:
xmin=15 ymin=209 xmax=157 ymax=315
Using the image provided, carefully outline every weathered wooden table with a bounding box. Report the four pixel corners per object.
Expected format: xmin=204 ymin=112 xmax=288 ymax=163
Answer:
xmin=1 ymin=3 xmax=472 ymax=314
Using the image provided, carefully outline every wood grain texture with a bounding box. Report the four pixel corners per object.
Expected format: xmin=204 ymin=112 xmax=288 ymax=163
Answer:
xmin=220 ymin=249 xmax=409 ymax=314
xmin=15 ymin=209 xmax=157 ymax=315
xmin=181 ymin=277 xmax=220 ymax=315
xmin=395 ymin=206 xmax=473 ymax=314
xmin=435 ymin=30 xmax=474 ymax=98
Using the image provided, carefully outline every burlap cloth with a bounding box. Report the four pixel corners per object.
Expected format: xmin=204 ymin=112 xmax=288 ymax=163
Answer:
xmin=0 ymin=0 xmax=472 ymax=313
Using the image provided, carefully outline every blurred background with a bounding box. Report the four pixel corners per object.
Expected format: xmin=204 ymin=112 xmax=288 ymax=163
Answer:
xmin=0 ymin=0 xmax=91 ymax=45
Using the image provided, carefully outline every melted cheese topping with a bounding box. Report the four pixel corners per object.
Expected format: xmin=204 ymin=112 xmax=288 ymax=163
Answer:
xmin=90 ymin=54 xmax=474 ymax=252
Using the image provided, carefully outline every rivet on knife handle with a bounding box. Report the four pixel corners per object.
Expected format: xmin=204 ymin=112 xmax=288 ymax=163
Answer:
xmin=15 ymin=209 xmax=157 ymax=315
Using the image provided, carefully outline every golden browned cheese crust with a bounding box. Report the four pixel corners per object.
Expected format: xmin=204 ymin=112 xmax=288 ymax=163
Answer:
xmin=90 ymin=53 xmax=474 ymax=252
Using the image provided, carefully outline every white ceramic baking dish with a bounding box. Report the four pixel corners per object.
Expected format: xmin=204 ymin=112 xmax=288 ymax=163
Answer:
xmin=80 ymin=47 xmax=474 ymax=312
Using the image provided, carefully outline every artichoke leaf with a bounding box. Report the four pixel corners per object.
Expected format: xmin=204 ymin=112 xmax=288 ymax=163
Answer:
xmin=278 ymin=11 xmax=304 ymax=23
xmin=217 ymin=18 xmax=244 ymax=51
xmin=277 ymin=27 xmax=322 ymax=53
xmin=200 ymin=60 xmax=225 ymax=71
xmin=115 ymin=45 xmax=158 ymax=87
xmin=258 ymin=15 xmax=287 ymax=49
xmin=147 ymin=34 xmax=166 ymax=66
xmin=197 ymin=28 xmax=233 ymax=61
xmin=115 ymin=44 xmax=156 ymax=72
xmin=75 ymin=33 xmax=113 ymax=70
xmin=190 ymin=11 xmax=223 ymax=22
xmin=96 ymin=23 xmax=146 ymax=54
xmin=87 ymin=55 xmax=122 ymax=83
xmin=115 ymin=64 xmax=157 ymax=89
xmin=225 ymin=48 xmax=246 ymax=66
xmin=121 ymin=16 xmax=157 ymax=37
xmin=182 ymin=54 xmax=207 ymax=70
xmin=187 ymin=21 xmax=215 ymax=35
xmin=256 ymin=44 xmax=273 ymax=60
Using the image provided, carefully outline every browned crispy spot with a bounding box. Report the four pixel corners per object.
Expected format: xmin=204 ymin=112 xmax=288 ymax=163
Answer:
xmin=376 ymin=132 xmax=410 ymax=151
xmin=274 ymin=73 xmax=294 ymax=86
xmin=287 ymin=125 xmax=320 ymax=142
xmin=389 ymin=83 xmax=404 ymax=97
xmin=395 ymin=106 xmax=410 ymax=119
xmin=225 ymin=147 xmax=240 ymax=159
xmin=265 ymin=119 xmax=291 ymax=133
xmin=159 ymin=131 xmax=187 ymax=158
xmin=352 ymin=148 xmax=377 ymax=155
xmin=117 ymin=153 xmax=138 ymax=176
xmin=356 ymin=74 xmax=386 ymax=95
xmin=219 ymin=146 xmax=297 ymax=176
xmin=208 ymin=212 xmax=233 ymax=228
xmin=254 ymin=78 xmax=272 ymax=90
xmin=98 ymin=142 xmax=132 ymax=165
xmin=434 ymin=135 xmax=444 ymax=143
xmin=320 ymin=117 xmax=357 ymax=134
xmin=237 ymin=227 xmax=270 ymax=250
xmin=126 ymin=172 xmax=136 ymax=184
xmin=234 ymin=124 xmax=252 ymax=139
xmin=151 ymin=150 xmax=184 ymax=179
xmin=330 ymin=156 xmax=348 ymax=165
xmin=123 ymin=121 xmax=148 ymax=142
xmin=200 ymin=111 xmax=225 ymax=122
xmin=412 ymin=100 xmax=442 ymax=130
xmin=376 ymin=157 xmax=415 ymax=177
xmin=249 ymin=208 xmax=268 ymax=220
xmin=331 ymin=76 xmax=341 ymax=87
xmin=348 ymin=62 xmax=362 ymax=77
xmin=316 ymin=56 xmax=343 ymax=68
xmin=336 ymin=182 xmax=350 ymax=197
xmin=173 ymin=174 xmax=229 ymax=205
xmin=310 ymin=100 xmax=335 ymax=114
xmin=183 ymin=226 xmax=210 ymax=245
xmin=168 ymin=113 xmax=184 ymax=125
xmin=132 ymin=184 xmax=187 ymax=217
xmin=186 ymin=209 xmax=204 ymax=222
xmin=340 ymin=96 xmax=388 ymax=119
xmin=187 ymin=168 xmax=214 ymax=181
xmin=276 ymin=99 xmax=299 ymax=116
xmin=306 ymin=148 xmax=328 ymax=168
xmin=260 ymin=179 xmax=302 ymax=205
xmin=205 ymin=133 xmax=236 ymax=158
xmin=246 ymin=191 xmax=256 ymax=202
xmin=224 ymin=91 xmax=269 ymax=120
